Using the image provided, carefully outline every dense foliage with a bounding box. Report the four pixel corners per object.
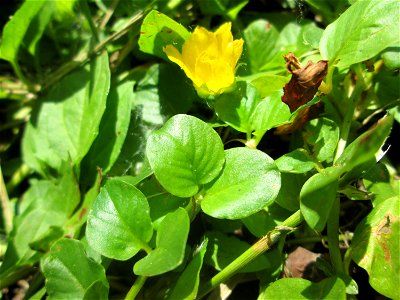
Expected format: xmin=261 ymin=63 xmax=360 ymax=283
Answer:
xmin=0 ymin=0 xmax=399 ymax=299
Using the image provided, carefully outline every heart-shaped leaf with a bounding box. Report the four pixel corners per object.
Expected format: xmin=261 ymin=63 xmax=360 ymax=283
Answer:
xmin=146 ymin=114 xmax=225 ymax=197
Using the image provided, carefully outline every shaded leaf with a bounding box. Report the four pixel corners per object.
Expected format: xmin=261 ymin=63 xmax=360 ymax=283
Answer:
xmin=22 ymin=52 xmax=110 ymax=174
xmin=205 ymin=231 xmax=270 ymax=272
xmin=303 ymin=117 xmax=339 ymax=163
xmin=168 ymin=239 xmax=208 ymax=300
xmin=81 ymin=80 xmax=133 ymax=183
xmin=300 ymin=166 xmax=341 ymax=231
xmin=0 ymin=165 xmax=80 ymax=275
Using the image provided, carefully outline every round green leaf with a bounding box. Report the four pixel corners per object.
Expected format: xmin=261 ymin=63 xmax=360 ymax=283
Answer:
xmin=146 ymin=114 xmax=225 ymax=197
xmin=42 ymin=239 xmax=109 ymax=300
xmin=86 ymin=179 xmax=153 ymax=260
xmin=201 ymin=148 xmax=281 ymax=219
xmin=263 ymin=277 xmax=346 ymax=300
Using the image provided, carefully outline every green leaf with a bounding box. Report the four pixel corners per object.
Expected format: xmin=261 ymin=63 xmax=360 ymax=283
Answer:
xmin=81 ymin=80 xmax=133 ymax=183
xmin=134 ymin=208 xmax=190 ymax=276
xmin=363 ymin=163 xmax=399 ymax=207
xmin=0 ymin=165 xmax=80 ymax=275
xmin=252 ymin=90 xmax=291 ymax=133
xmin=42 ymin=239 xmax=108 ymax=300
xmin=86 ymin=179 xmax=153 ymax=260
xmin=215 ymin=82 xmax=261 ymax=133
xmin=276 ymin=148 xmax=315 ymax=174
xmin=204 ymin=231 xmax=270 ymax=272
xmin=381 ymin=46 xmax=400 ymax=70
xmin=22 ymin=52 xmax=110 ymax=174
xmin=303 ymin=118 xmax=339 ymax=163
xmin=198 ymin=0 xmax=229 ymax=15
xmin=83 ymin=281 xmax=110 ymax=300
xmin=335 ymin=115 xmax=393 ymax=174
xmin=242 ymin=209 xmax=281 ymax=238
xmin=349 ymin=196 xmax=400 ymax=300
xmin=29 ymin=226 xmax=64 ymax=253
xmin=300 ymin=166 xmax=341 ymax=231
xmin=275 ymin=173 xmax=308 ymax=212
xmin=249 ymin=74 xmax=289 ymax=98
xmin=168 ymin=239 xmax=208 ymax=300
xmin=133 ymin=64 xmax=195 ymax=124
xmin=201 ymin=148 xmax=281 ymax=219
xmin=0 ymin=0 xmax=45 ymax=64
xmin=146 ymin=114 xmax=225 ymax=197
xmin=215 ymin=83 xmax=290 ymax=134
xmin=24 ymin=3 xmax=55 ymax=57
xmin=139 ymin=10 xmax=190 ymax=60
xmin=242 ymin=19 xmax=280 ymax=74
xmin=262 ymin=277 xmax=346 ymax=300
xmin=138 ymin=176 xmax=189 ymax=229
xmin=320 ymin=0 xmax=400 ymax=68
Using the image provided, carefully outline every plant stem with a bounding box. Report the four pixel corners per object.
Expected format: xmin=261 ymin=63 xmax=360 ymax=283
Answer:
xmin=327 ymin=196 xmax=344 ymax=273
xmin=124 ymin=276 xmax=147 ymax=300
xmin=334 ymin=64 xmax=366 ymax=162
xmin=99 ymin=0 xmax=120 ymax=30
xmin=0 ymin=164 xmax=13 ymax=233
xmin=197 ymin=210 xmax=304 ymax=299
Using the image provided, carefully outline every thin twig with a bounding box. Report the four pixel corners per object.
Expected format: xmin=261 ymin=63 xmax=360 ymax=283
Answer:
xmin=99 ymin=0 xmax=120 ymax=30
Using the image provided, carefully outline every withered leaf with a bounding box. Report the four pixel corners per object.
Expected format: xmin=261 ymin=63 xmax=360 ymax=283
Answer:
xmin=282 ymin=53 xmax=328 ymax=113
xmin=276 ymin=53 xmax=328 ymax=134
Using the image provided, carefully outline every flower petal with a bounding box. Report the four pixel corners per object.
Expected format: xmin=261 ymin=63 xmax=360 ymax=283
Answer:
xmin=231 ymin=39 xmax=244 ymax=67
xmin=182 ymin=26 xmax=217 ymax=69
xmin=195 ymin=56 xmax=234 ymax=94
xmin=163 ymin=45 xmax=194 ymax=82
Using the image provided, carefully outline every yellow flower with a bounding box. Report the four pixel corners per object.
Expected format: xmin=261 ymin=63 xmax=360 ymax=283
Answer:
xmin=163 ymin=22 xmax=243 ymax=97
